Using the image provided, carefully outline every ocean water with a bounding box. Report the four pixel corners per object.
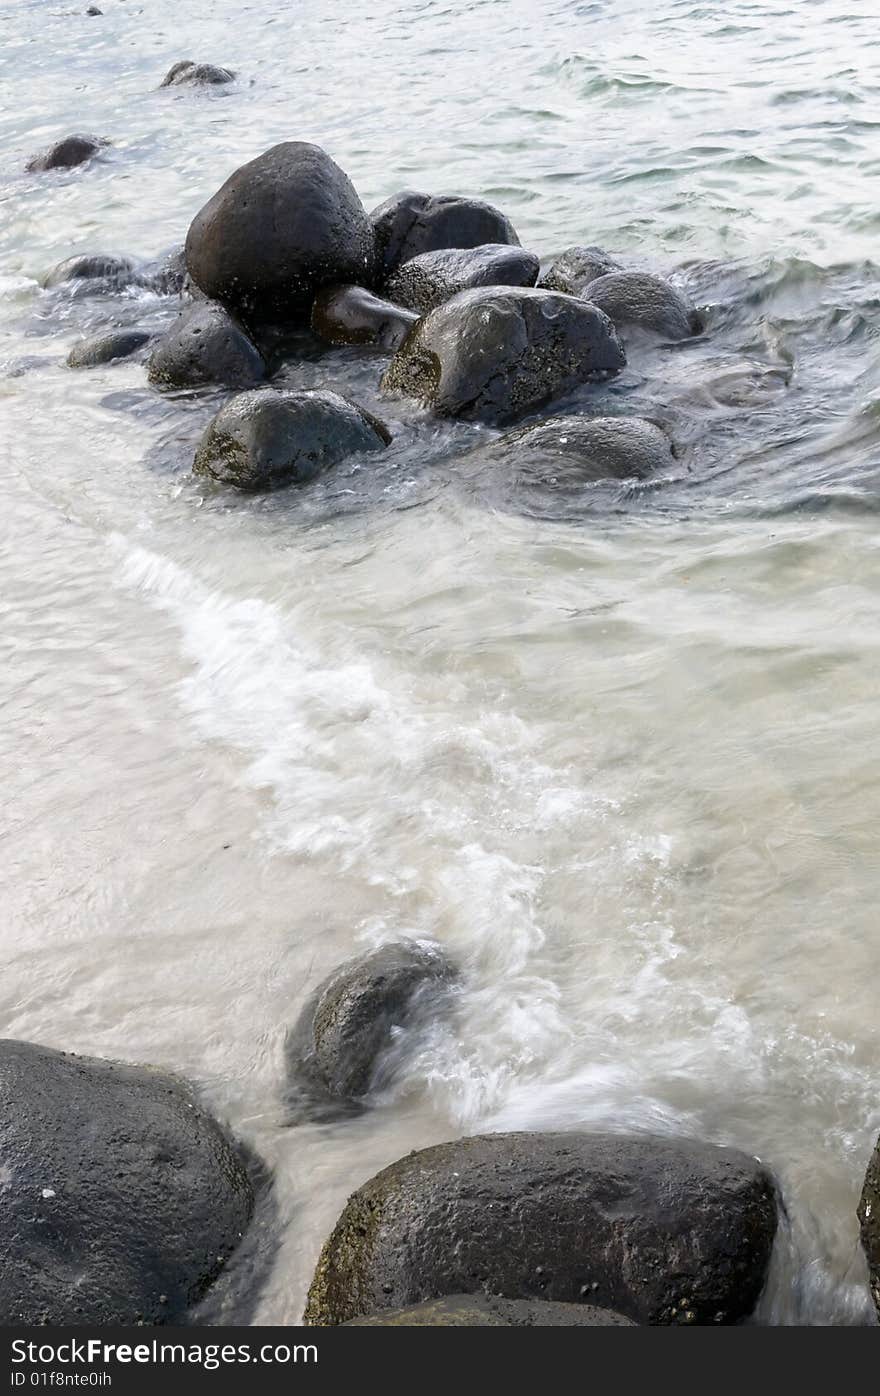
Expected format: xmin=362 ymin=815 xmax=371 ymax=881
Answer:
xmin=1 ymin=0 xmax=879 ymax=1324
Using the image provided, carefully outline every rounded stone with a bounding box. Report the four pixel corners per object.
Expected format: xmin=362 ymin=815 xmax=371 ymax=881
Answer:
xmin=193 ymin=387 xmax=391 ymax=491
xmin=539 ymin=245 xmax=622 ymax=297
xmin=26 ymin=135 xmax=108 ymax=173
xmin=68 ymin=329 xmax=152 ymax=368
xmin=585 ymin=271 xmax=702 ymax=340
xmin=147 ymin=301 xmax=266 ymax=391
xmin=160 ymin=61 xmax=236 ymax=87
xmin=471 ymin=415 xmax=675 ymax=484
xmin=311 ymin=284 xmax=418 ymax=351
xmin=371 ymin=190 xmax=520 ymax=276
xmin=0 ymin=1039 xmax=254 ymax=1326
xmin=43 ymin=253 xmax=138 ymax=291
xmin=384 ymin=244 xmax=540 ymax=315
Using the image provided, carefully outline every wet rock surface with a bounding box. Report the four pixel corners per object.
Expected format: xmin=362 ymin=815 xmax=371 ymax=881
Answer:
xmin=345 ymin=1295 xmax=637 ymax=1326
xmin=585 ymin=270 xmax=701 ymax=340
xmin=539 ymin=245 xmax=622 ymax=296
xmin=26 ymin=134 xmax=108 ymax=172
xmin=464 ymin=414 xmax=676 ymax=485
xmin=286 ymin=941 xmax=454 ymax=1117
xmin=381 ymin=285 xmax=625 ymax=425
xmin=304 ymin=1131 xmax=778 ymax=1326
xmin=858 ymin=1135 xmax=880 ymax=1320
xmin=160 ymin=61 xmax=236 ymax=87
xmin=147 ymin=300 xmax=266 ymax=391
xmin=185 ymin=142 xmax=375 ymax=324
xmin=43 ymin=252 xmax=139 ymax=291
xmin=193 ymin=387 xmax=391 ymax=491
xmin=0 ymin=1039 xmax=254 ymax=1326
xmin=311 ymin=284 xmax=418 ymax=351
xmin=68 ymin=328 xmax=152 ymax=368
xmin=371 ymin=190 xmax=520 ymax=276
xmin=384 ymin=243 xmax=540 ymax=315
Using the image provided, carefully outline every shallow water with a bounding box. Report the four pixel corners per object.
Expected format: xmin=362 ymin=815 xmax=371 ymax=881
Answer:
xmin=1 ymin=0 xmax=879 ymax=1325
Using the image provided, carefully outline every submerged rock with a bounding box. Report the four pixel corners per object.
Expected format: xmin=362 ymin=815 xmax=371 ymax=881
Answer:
xmin=384 ymin=244 xmax=540 ymax=315
xmin=539 ymin=245 xmax=621 ymax=297
xmin=160 ymin=61 xmax=236 ymax=87
xmin=311 ymin=284 xmax=418 ymax=351
xmin=468 ymin=415 xmax=675 ymax=484
xmin=147 ymin=301 xmax=266 ymax=390
xmin=585 ymin=271 xmax=701 ymax=340
xmin=381 ymin=285 xmax=625 ymax=425
xmin=304 ymin=1131 xmax=778 ymax=1327
xmin=185 ymin=142 xmax=375 ymax=324
xmin=193 ymin=387 xmax=391 ymax=491
xmin=26 ymin=134 xmax=108 ymax=173
xmin=43 ymin=252 xmax=138 ymax=291
xmin=0 ymin=1039 xmax=254 ymax=1326
xmin=372 ymin=190 xmax=520 ymax=276
xmin=148 ymin=245 xmax=188 ymax=295
xmin=286 ymin=942 xmax=453 ymax=1117
xmin=68 ymin=329 xmax=152 ymax=368
xmin=345 ymin=1295 xmax=636 ymax=1326
xmin=858 ymin=1134 xmax=880 ymax=1320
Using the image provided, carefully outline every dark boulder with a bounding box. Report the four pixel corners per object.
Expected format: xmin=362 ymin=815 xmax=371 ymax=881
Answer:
xmin=857 ymin=1134 xmax=880 ymax=1320
xmin=0 ymin=1039 xmax=254 ymax=1326
xmin=539 ymin=245 xmax=621 ymax=297
xmin=311 ymin=284 xmax=417 ymax=352
xmin=160 ymin=61 xmax=235 ymax=87
xmin=585 ymin=271 xmax=701 ymax=340
xmin=26 ymin=135 xmax=108 ymax=173
xmin=85 ymin=5 xmax=102 ymax=14
xmin=147 ymin=301 xmax=266 ymax=391
xmin=372 ymin=190 xmax=520 ymax=276
xmin=381 ymin=285 xmax=625 ymax=426
xmin=148 ymin=245 xmax=188 ymax=295
xmin=193 ymin=387 xmax=391 ymax=491
xmin=384 ymin=244 xmax=540 ymax=315
xmin=43 ymin=253 xmax=138 ymax=291
xmin=185 ymin=142 xmax=375 ymax=324
xmin=286 ymin=941 xmax=453 ymax=1117
xmin=467 ymin=415 xmax=675 ymax=485
xmin=345 ymin=1295 xmax=636 ymax=1326
xmin=304 ymin=1131 xmax=778 ymax=1327
xmin=68 ymin=329 xmax=152 ymax=368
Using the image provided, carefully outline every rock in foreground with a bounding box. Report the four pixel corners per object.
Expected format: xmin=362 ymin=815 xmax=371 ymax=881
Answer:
xmin=311 ymin=284 xmax=418 ymax=351
xmin=345 ymin=1295 xmax=636 ymax=1326
xmin=372 ymin=190 xmax=520 ymax=275
xmin=385 ymin=244 xmax=540 ymax=315
xmin=147 ymin=301 xmax=266 ymax=390
xmin=381 ymin=286 xmax=625 ymax=425
xmin=193 ymin=387 xmax=391 ymax=491
xmin=0 ymin=1039 xmax=254 ymax=1326
xmin=305 ymin=1131 xmax=778 ymax=1326
xmin=468 ymin=415 xmax=675 ymax=484
xmin=26 ymin=134 xmax=108 ymax=173
xmin=858 ymin=1133 xmax=880 ymax=1320
xmin=185 ymin=142 xmax=375 ymax=324
xmin=286 ymin=941 xmax=453 ymax=1117
xmin=586 ymin=271 xmax=701 ymax=340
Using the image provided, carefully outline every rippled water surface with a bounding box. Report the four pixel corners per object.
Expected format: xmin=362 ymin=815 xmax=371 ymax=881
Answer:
xmin=1 ymin=0 xmax=879 ymax=1324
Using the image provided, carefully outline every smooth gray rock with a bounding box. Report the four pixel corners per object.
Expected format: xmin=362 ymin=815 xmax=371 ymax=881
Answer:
xmin=68 ymin=329 xmax=152 ymax=368
xmin=193 ymin=387 xmax=391 ymax=491
xmin=160 ymin=61 xmax=235 ymax=87
xmin=304 ymin=1131 xmax=778 ymax=1327
xmin=468 ymin=415 xmax=675 ymax=484
xmin=0 ymin=1039 xmax=254 ymax=1326
xmin=385 ymin=244 xmax=540 ymax=315
xmin=345 ymin=1295 xmax=636 ymax=1326
xmin=43 ymin=253 xmax=138 ymax=291
xmin=185 ymin=142 xmax=375 ymax=324
xmin=381 ymin=285 xmax=625 ymax=425
xmin=539 ymin=245 xmax=621 ymax=296
xmin=147 ymin=301 xmax=266 ymax=391
xmin=27 ymin=135 xmax=109 ymax=173
xmin=311 ymin=284 xmax=418 ymax=351
xmin=585 ymin=271 xmax=701 ymax=340
xmin=286 ymin=942 xmax=453 ymax=1117
xmin=371 ymin=190 xmax=520 ymax=276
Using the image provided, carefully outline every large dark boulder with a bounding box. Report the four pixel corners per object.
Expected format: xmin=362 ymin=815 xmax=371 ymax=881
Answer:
xmin=0 ymin=1039 xmax=254 ymax=1326
xmin=147 ymin=301 xmax=266 ymax=390
xmin=858 ymin=1134 xmax=880 ymax=1320
xmin=43 ymin=253 xmax=139 ymax=292
xmin=381 ymin=285 xmax=625 ymax=426
xmin=466 ymin=415 xmax=675 ymax=485
xmin=68 ymin=329 xmax=152 ymax=369
xmin=26 ymin=134 xmax=108 ymax=173
xmin=539 ymin=245 xmax=621 ymax=297
xmin=311 ymin=284 xmax=417 ymax=351
xmin=160 ymin=61 xmax=235 ymax=87
xmin=372 ymin=190 xmax=520 ymax=277
xmin=304 ymin=1131 xmax=778 ymax=1327
xmin=384 ymin=244 xmax=540 ymax=315
xmin=345 ymin=1295 xmax=635 ymax=1326
xmin=286 ymin=942 xmax=453 ymax=1118
xmin=585 ymin=271 xmax=701 ymax=340
xmin=193 ymin=387 xmax=390 ymax=491
xmin=185 ymin=142 xmax=375 ymax=324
